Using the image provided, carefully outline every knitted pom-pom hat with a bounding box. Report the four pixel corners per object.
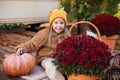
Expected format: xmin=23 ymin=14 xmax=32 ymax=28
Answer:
xmin=49 ymin=9 xmax=67 ymax=25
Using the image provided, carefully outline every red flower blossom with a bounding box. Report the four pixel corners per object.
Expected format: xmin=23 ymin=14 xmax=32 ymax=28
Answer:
xmin=53 ymin=34 xmax=111 ymax=77
xmin=85 ymin=61 xmax=93 ymax=68
xmin=90 ymin=14 xmax=120 ymax=36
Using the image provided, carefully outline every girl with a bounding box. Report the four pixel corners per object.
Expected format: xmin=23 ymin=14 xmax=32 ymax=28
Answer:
xmin=15 ymin=9 xmax=71 ymax=80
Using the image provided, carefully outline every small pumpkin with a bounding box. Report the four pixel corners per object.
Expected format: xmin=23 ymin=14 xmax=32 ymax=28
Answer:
xmin=2 ymin=53 xmax=35 ymax=76
xmin=68 ymin=74 xmax=100 ymax=80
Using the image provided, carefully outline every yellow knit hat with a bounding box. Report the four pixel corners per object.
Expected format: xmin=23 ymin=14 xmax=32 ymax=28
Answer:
xmin=49 ymin=9 xmax=67 ymax=25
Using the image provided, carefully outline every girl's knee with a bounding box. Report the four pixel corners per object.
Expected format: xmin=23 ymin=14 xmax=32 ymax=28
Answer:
xmin=41 ymin=57 xmax=56 ymax=69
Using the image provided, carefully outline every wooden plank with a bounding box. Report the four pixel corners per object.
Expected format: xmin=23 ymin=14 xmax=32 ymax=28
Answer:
xmin=17 ymin=30 xmax=36 ymax=37
xmin=0 ymin=45 xmax=15 ymax=54
xmin=0 ymin=30 xmax=36 ymax=58
xmin=4 ymin=33 xmax=32 ymax=44
xmin=0 ymin=48 xmax=10 ymax=58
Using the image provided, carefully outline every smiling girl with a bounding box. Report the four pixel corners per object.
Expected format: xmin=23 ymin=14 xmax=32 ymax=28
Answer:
xmin=15 ymin=9 xmax=71 ymax=80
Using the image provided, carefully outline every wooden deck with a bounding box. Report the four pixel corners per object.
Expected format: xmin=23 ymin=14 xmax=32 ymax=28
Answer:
xmin=0 ymin=30 xmax=36 ymax=57
xmin=0 ymin=30 xmax=36 ymax=80
xmin=0 ymin=26 xmax=119 ymax=80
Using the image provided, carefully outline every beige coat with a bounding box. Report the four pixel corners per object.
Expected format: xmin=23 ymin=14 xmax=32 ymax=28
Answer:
xmin=15 ymin=27 xmax=71 ymax=64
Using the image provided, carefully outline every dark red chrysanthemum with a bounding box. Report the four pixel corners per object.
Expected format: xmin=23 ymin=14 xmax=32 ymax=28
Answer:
xmin=53 ymin=34 xmax=111 ymax=77
xmin=90 ymin=14 xmax=120 ymax=36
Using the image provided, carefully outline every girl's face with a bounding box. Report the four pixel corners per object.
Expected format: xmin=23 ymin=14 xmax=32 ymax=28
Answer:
xmin=52 ymin=18 xmax=65 ymax=34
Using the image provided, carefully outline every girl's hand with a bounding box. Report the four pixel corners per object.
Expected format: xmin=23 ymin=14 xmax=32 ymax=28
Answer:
xmin=16 ymin=48 xmax=24 ymax=55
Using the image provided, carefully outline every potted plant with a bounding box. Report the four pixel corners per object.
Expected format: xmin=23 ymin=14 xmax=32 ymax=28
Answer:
xmin=90 ymin=14 xmax=120 ymax=51
xmin=53 ymin=34 xmax=111 ymax=80
xmin=0 ymin=22 xmax=25 ymax=33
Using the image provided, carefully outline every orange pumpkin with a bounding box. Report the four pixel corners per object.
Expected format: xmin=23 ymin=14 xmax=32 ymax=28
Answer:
xmin=2 ymin=53 xmax=35 ymax=76
xmin=68 ymin=74 xmax=100 ymax=80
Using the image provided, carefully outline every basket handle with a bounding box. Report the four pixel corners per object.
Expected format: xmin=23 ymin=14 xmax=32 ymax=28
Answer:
xmin=69 ymin=21 xmax=102 ymax=41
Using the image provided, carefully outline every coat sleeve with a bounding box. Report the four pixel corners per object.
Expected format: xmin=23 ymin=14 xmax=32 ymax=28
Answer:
xmin=15 ymin=28 xmax=48 ymax=53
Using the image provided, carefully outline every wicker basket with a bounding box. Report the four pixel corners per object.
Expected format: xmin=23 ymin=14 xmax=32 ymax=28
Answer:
xmin=69 ymin=21 xmax=102 ymax=41
xmin=69 ymin=21 xmax=120 ymax=52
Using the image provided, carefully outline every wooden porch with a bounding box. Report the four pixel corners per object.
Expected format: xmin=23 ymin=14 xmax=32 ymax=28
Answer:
xmin=0 ymin=23 xmax=119 ymax=80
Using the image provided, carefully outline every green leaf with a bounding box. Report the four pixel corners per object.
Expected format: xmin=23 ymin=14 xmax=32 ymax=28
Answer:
xmin=78 ymin=5 xmax=84 ymax=14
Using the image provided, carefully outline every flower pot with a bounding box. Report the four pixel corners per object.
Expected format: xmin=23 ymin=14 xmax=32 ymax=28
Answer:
xmin=68 ymin=74 xmax=100 ymax=80
xmin=101 ymin=35 xmax=119 ymax=52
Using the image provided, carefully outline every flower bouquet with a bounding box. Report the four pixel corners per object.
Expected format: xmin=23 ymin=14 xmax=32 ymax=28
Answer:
xmin=53 ymin=34 xmax=111 ymax=79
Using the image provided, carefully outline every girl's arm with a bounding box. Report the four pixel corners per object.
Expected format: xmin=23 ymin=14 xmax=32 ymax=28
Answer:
xmin=15 ymin=28 xmax=48 ymax=53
